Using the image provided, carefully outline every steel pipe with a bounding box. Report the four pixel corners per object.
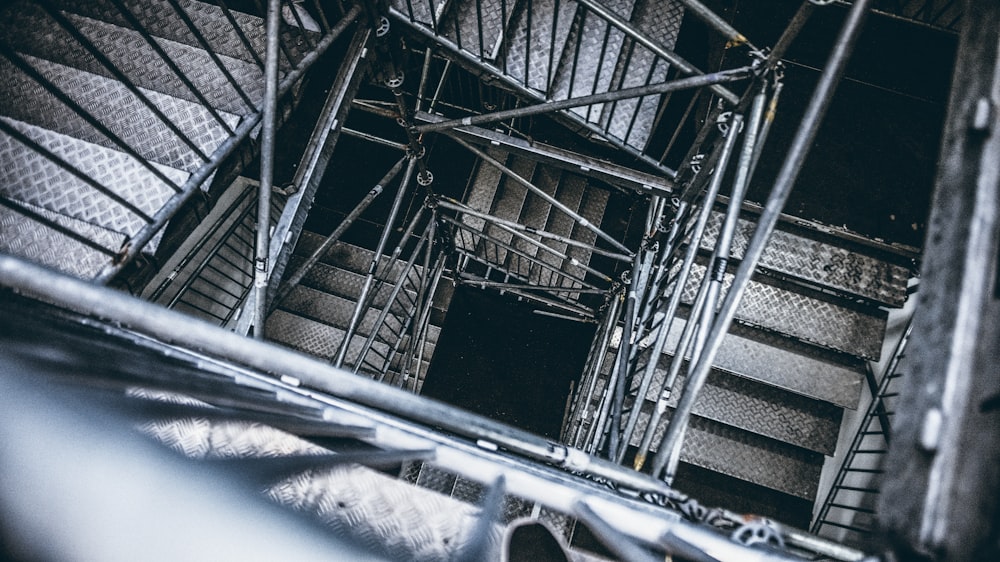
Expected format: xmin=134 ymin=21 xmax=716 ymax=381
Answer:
xmin=627 ymin=112 xmax=744 ymax=470
xmin=416 ymin=67 xmax=753 ymax=134
xmin=335 ymin=158 xmax=417 ymax=367
xmin=270 ymin=157 xmax=408 ymax=310
xmin=94 ymin=3 xmax=363 ymax=283
xmin=655 ymin=85 xmax=768 ymax=481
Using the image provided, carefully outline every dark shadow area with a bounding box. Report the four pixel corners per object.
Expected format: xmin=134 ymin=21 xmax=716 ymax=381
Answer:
xmin=421 ymin=286 xmax=595 ymax=439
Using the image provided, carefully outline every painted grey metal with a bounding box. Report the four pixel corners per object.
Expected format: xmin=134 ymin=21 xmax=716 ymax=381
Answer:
xmin=416 ymin=67 xmax=752 ymax=134
xmin=650 ymin=0 xmax=876 ymax=480
xmin=251 ymin=0 xmax=282 ymax=339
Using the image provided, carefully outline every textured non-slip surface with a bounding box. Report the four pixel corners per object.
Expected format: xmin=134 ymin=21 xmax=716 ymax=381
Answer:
xmin=0 ymin=117 xmax=185 ymax=239
xmin=623 ymin=350 xmax=843 ymax=454
xmin=0 ymin=54 xmax=239 ymax=172
xmin=700 ymin=210 xmax=911 ymax=307
xmin=679 ymin=261 xmax=888 ymax=360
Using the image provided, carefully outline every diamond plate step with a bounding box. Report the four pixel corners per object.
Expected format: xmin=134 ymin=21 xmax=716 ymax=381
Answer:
xmin=51 ymin=0 xmax=311 ymax=68
xmin=563 ymin=180 xmax=609 ymax=284
xmin=485 ymin=155 xmax=536 ymax=264
xmin=293 ymin=232 xmax=434 ymax=283
xmin=700 ymin=210 xmax=911 ymax=307
xmin=266 ymin=309 xmax=395 ymax=374
xmin=632 ymin=408 xmax=825 ymax=499
xmin=538 ymin=173 xmax=586 ymax=275
xmin=1 ymin=5 xmax=264 ymax=116
xmin=550 ymin=0 xmax=636 ymax=126
xmin=0 ymin=117 xmax=186 ymax=242
xmin=502 ymin=0 xmax=578 ymax=93
xmin=279 ymin=283 xmax=440 ymax=349
xmin=678 ymin=260 xmax=888 ymax=360
xmin=614 ymin=312 xmax=865 ymax=408
xmin=602 ymin=351 xmax=843 ymax=454
xmin=459 ymin=146 xmax=509 ymax=241
xmin=283 ymin=255 xmax=420 ymax=316
xmin=441 ymin=0 xmax=517 ymax=61
xmin=0 ymin=199 xmax=125 ymax=279
xmin=511 ymin=165 xmax=561 ymax=277
xmin=0 ymin=54 xmax=239 ymax=172
xmin=600 ymin=0 xmax=683 ymax=149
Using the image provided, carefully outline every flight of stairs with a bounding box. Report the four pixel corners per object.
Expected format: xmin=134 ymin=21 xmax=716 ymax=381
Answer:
xmin=390 ymin=0 xmax=685 ymax=152
xmin=449 ymin=147 xmax=615 ymax=316
xmin=265 ymin=232 xmax=453 ymax=392
xmin=0 ymin=0 xmax=315 ymax=280
xmin=567 ymin=210 xmax=912 ymax=517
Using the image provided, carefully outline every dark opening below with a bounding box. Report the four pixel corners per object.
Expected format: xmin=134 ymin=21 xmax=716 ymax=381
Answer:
xmin=421 ymin=286 xmax=595 ymax=440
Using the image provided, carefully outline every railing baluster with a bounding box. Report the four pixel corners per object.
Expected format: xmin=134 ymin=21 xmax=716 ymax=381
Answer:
xmin=166 ymin=0 xmax=259 ymax=111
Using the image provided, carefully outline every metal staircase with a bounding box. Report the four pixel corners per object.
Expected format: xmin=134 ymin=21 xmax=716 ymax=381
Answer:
xmin=3 ymin=0 xmax=987 ymax=560
xmin=0 ymin=0 xmax=352 ymax=281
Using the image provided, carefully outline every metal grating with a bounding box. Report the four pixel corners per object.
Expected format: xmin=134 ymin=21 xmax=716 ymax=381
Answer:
xmin=502 ymin=0 xmax=579 ymax=92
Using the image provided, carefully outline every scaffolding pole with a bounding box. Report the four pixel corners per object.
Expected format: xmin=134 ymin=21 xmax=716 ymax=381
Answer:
xmin=649 ymin=0 xmax=875 ymax=481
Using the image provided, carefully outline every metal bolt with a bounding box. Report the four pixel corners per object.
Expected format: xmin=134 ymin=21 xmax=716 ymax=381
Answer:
xmin=971 ymin=97 xmax=994 ymax=132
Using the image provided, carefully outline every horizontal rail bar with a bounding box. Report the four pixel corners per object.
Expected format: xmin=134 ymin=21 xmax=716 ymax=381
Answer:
xmin=415 ymin=68 xmax=753 ymax=134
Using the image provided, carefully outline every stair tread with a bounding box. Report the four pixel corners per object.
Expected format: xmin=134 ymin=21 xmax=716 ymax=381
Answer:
xmin=563 ymin=180 xmax=609 ymax=282
xmin=0 ymin=116 xmax=186 ymax=240
xmin=614 ymin=315 xmax=864 ymax=408
xmin=0 ymin=53 xmax=239 ymax=172
xmin=537 ymin=173 xmax=586 ymax=274
xmin=460 ymin=146 xmax=508 ymax=237
xmin=701 ymin=210 xmax=911 ymax=307
xmin=51 ymin=0 xmax=311 ymax=68
xmin=599 ymin=0 xmax=683 ymax=148
xmin=502 ymin=0 xmax=579 ymax=93
xmin=2 ymin=7 xmax=264 ymax=116
xmin=484 ymin=155 xmax=536 ymax=263
xmin=631 ymin=410 xmax=825 ymax=499
xmin=678 ymin=260 xmax=888 ymax=360
xmin=279 ymin=283 xmax=441 ymax=346
xmin=550 ymin=0 xmax=637 ymax=125
xmin=0 ymin=199 xmax=125 ymax=279
xmin=511 ymin=165 xmax=561 ymax=277
xmin=442 ymin=0 xmax=515 ymax=61
xmin=605 ymin=352 xmax=842 ymax=455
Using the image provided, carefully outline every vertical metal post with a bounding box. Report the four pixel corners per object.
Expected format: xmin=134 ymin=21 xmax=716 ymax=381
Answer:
xmin=628 ymin=111 xmax=744 ymax=470
xmin=251 ymin=0 xmax=282 ymax=339
xmin=656 ymin=86 xmax=767 ymax=482
xmin=335 ymin=158 xmax=417 ymax=367
xmin=649 ymin=0 xmax=875 ymax=481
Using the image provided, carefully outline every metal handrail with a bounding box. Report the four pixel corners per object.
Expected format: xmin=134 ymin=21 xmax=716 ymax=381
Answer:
xmin=0 ymin=0 xmax=362 ymax=283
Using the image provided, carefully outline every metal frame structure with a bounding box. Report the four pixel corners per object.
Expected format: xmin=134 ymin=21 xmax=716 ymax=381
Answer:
xmin=1 ymin=0 xmax=992 ymax=559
